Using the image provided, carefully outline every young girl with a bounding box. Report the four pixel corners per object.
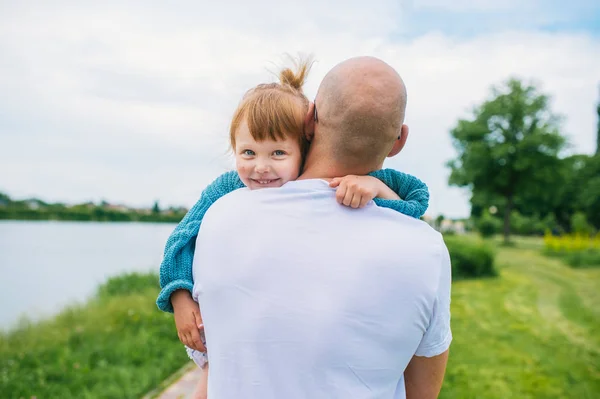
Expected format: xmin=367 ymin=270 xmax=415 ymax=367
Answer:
xmin=157 ymin=58 xmax=429 ymax=398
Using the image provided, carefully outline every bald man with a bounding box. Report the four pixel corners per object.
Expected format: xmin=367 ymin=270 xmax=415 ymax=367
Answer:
xmin=176 ymin=57 xmax=452 ymax=398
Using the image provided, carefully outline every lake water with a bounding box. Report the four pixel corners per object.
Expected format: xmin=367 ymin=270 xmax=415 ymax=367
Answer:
xmin=0 ymin=220 xmax=176 ymax=330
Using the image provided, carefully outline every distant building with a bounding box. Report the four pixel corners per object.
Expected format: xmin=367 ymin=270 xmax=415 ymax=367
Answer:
xmin=421 ymin=215 xmax=466 ymax=232
xmin=82 ymin=202 xmax=95 ymax=209
xmin=451 ymin=220 xmax=466 ymax=234
xmin=429 ymin=218 xmax=467 ymax=235
xmin=106 ymin=204 xmax=129 ymax=212
xmin=421 ymin=215 xmax=435 ymax=227
xmin=25 ymin=199 xmax=43 ymax=210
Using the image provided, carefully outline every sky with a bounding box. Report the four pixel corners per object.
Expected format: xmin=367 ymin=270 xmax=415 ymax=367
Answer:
xmin=1 ymin=0 xmax=599 ymax=218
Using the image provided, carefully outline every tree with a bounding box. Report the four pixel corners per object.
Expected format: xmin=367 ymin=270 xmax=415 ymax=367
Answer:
xmin=571 ymin=212 xmax=593 ymax=235
xmin=448 ymin=78 xmax=567 ymax=243
xmin=571 ymin=155 xmax=600 ymax=229
xmin=550 ymin=154 xmax=600 ymax=231
xmin=436 ymin=214 xmax=445 ymax=230
xmin=596 ymin=84 xmax=600 ymax=155
xmin=0 ymin=192 xmax=11 ymax=204
xmin=152 ymin=200 xmax=161 ymax=214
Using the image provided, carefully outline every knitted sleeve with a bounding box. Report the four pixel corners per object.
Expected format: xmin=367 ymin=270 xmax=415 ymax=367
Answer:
xmin=156 ymin=171 xmax=245 ymax=313
xmin=367 ymin=168 xmax=430 ymax=219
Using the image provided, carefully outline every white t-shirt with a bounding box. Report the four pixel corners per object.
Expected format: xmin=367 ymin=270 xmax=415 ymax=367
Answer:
xmin=192 ymin=179 xmax=452 ymax=399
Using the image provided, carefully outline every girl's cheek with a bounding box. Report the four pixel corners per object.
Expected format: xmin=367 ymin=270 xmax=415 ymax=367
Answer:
xmin=283 ymin=162 xmax=300 ymax=181
xmin=236 ymin=163 xmax=254 ymax=187
xmin=293 ymin=157 xmax=302 ymax=177
xmin=237 ymin=162 xmax=251 ymax=176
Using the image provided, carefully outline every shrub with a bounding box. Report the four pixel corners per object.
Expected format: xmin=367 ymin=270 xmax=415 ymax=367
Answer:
xmin=571 ymin=212 xmax=593 ymax=235
xmin=509 ymin=212 xmax=537 ymax=235
xmin=96 ymin=272 xmax=160 ymax=300
xmin=543 ymin=231 xmax=600 ymax=268
xmin=476 ymin=211 xmax=502 ymax=238
xmin=510 ymin=212 xmax=560 ymax=236
xmin=544 ymin=231 xmax=599 ymax=252
xmin=565 ymin=250 xmax=600 ymax=268
xmin=444 ymin=236 xmax=497 ymax=279
xmin=510 ymin=211 xmax=533 ymax=235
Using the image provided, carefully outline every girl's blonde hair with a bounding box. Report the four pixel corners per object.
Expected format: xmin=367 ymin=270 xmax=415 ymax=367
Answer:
xmin=229 ymin=56 xmax=314 ymax=156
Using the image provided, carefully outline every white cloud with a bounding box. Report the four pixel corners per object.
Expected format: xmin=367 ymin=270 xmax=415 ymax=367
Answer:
xmin=410 ymin=0 xmax=524 ymax=11
xmin=1 ymin=1 xmax=599 ymax=218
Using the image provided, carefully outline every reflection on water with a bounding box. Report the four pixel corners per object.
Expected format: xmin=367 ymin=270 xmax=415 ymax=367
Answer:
xmin=0 ymin=220 xmax=175 ymax=330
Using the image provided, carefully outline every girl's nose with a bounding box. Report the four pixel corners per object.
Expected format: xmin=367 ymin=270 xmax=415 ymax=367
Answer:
xmin=255 ymin=162 xmax=270 ymax=174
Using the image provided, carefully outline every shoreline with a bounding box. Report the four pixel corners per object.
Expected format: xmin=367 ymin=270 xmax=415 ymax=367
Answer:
xmin=0 ymin=215 xmax=183 ymax=223
xmin=0 ymin=219 xmax=178 ymax=225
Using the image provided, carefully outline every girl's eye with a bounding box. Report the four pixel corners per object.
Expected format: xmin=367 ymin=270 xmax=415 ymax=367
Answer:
xmin=243 ymin=150 xmax=255 ymax=156
xmin=273 ymin=150 xmax=286 ymax=156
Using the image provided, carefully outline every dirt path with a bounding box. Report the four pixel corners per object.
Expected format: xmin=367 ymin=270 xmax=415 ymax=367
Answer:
xmin=144 ymin=364 xmax=201 ymax=399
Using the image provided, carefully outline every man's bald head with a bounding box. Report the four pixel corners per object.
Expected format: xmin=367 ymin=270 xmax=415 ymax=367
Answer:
xmin=314 ymin=56 xmax=407 ymax=171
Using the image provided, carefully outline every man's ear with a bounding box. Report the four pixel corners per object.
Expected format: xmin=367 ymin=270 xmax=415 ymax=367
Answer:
xmin=304 ymin=102 xmax=315 ymax=142
xmin=387 ymin=124 xmax=409 ymax=158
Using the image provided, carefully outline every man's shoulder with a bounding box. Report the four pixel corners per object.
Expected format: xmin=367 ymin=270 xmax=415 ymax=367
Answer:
xmin=203 ymin=182 xmax=249 ymax=211
xmin=372 ymin=205 xmax=442 ymax=236
xmin=367 ymin=206 xmax=448 ymax=258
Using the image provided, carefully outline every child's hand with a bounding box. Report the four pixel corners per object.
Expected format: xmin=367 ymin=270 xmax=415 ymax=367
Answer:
xmin=172 ymin=290 xmax=206 ymax=352
xmin=329 ymin=175 xmax=400 ymax=208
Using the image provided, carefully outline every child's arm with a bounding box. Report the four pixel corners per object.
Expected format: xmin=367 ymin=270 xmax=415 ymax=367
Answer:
xmin=156 ymin=170 xmax=246 ymax=313
xmin=329 ymin=169 xmax=430 ymax=219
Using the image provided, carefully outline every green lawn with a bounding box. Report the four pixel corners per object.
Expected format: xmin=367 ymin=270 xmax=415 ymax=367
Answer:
xmin=0 ymin=272 xmax=189 ymax=399
xmin=441 ymin=236 xmax=600 ymax=398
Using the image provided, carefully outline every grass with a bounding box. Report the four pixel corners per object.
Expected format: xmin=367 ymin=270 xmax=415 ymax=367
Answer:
xmin=0 ymin=272 xmax=189 ymax=399
xmin=441 ymin=236 xmax=600 ymax=398
xmin=492 ymin=234 xmax=547 ymax=251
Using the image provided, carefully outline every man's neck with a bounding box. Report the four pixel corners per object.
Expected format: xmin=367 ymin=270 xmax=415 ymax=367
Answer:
xmin=297 ymin=166 xmax=336 ymax=181
xmin=298 ymin=149 xmax=382 ymax=180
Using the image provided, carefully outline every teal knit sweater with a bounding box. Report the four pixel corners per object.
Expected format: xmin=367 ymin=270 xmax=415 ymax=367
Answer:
xmin=156 ymin=169 xmax=430 ymax=313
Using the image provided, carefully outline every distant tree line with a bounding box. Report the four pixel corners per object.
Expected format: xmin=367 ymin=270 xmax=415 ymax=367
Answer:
xmin=0 ymin=193 xmax=187 ymax=223
xmin=448 ymin=78 xmax=600 ymax=242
